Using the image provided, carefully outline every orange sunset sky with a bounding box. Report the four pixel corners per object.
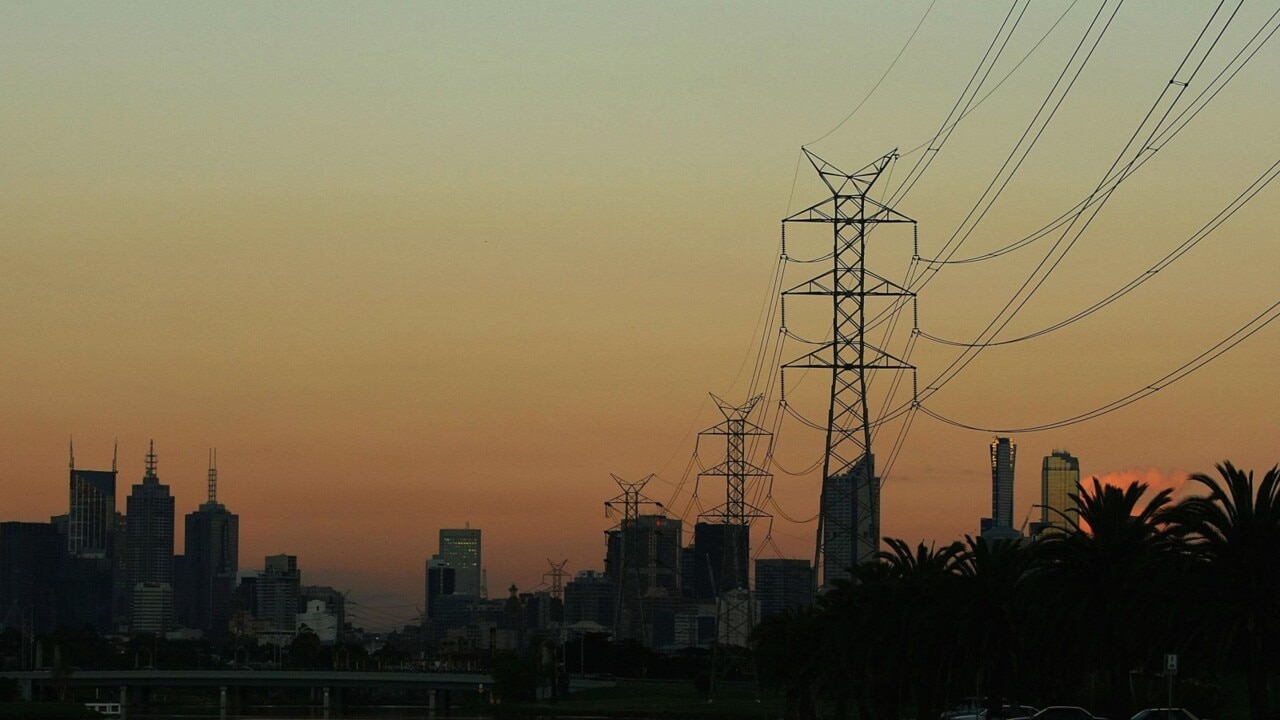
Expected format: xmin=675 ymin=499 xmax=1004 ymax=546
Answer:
xmin=2 ymin=3 xmax=1278 ymax=630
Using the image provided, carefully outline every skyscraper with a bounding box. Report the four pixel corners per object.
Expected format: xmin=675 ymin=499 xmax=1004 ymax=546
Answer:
xmin=0 ymin=522 xmax=62 ymax=633
xmin=424 ymin=555 xmax=456 ymax=620
xmin=820 ymin=454 xmax=876 ymax=584
xmin=754 ymin=558 xmax=813 ymax=620
xmin=126 ymin=440 xmax=175 ymax=632
xmin=439 ymin=526 xmax=481 ymax=597
xmin=690 ymin=521 xmax=744 ymax=600
xmin=1040 ymin=450 xmax=1081 ymax=534
xmin=981 ymin=437 xmax=1019 ymax=539
xmin=183 ymin=450 xmax=238 ymax=636
xmin=67 ymin=442 xmax=117 ymax=558
xmin=257 ymin=554 xmax=301 ymax=632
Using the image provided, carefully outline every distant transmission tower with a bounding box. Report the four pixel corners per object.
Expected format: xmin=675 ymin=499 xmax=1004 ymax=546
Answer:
xmin=697 ymin=394 xmax=771 ymax=699
xmin=544 ymin=558 xmax=569 ymax=649
xmin=604 ymin=474 xmax=661 ymax=645
xmin=783 ymin=149 xmax=916 ymax=587
xmin=544 ymin=558 xmax=569 ymax=601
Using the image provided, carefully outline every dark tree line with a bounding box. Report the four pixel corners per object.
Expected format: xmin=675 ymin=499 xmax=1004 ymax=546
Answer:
xmin=753 ymin=462 xmax=1280 ymax=720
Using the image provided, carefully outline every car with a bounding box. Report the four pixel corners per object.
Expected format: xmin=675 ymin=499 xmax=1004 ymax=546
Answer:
xmin=992 ymin=705 xmax=1040 ymax=720
xmin=1029 ymin=707 xmax=1106 ymax=720
xmin=947 ymin=701 xmax=1038 ymax=720
xmin=942 ymin=698 xmax=986 ymax=720
xmin=1131 ymin=709 xmax=1201 ymax=720
xmin=953 ymin=705 xmax=1041 ymax=720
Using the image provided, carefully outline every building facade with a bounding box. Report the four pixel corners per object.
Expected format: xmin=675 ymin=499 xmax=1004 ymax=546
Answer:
xmin=820 ymin=454 xmax=878 ymax=584
xmin=183 ymin=456 xmax=238 ymax=636
xmin=1040 ymin=450 xmax=1081 ymax=534
xmin=126 ymin=442 xmax=175 ymax=632
xmin=68 ymin=465 xmax=117 ymax=557
xmin=754 ymin=558 xmax=813 ymax=619
xmin=563 ymin=569 xmax=614 ymax=628
xmin=425 ymin=555 xmax=457 ymax=620
xmin=982 ymin=437 xmax=1018 ymax=539
xmin=256 ymin=554 xmax=301 ymax=632
xmin=438 ymin=527 xmax=482 ymax=598
xmin=0 ymin=522 xmax=62 ymax=633
xmin=690 ymin=522 xmax=748 ymax=600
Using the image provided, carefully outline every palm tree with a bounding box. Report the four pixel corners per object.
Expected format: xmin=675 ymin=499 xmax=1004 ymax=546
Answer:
xmin=1040 ymin=478 xmax=1175 ymax=720
xmin=1159 ymin=462 xmax=1280 ymax=720
xmin=753 ymin=607 xmax=825 ymax=720
xmin=879 ymin=538 xmax=965 ymax=720
xmin=953 ymin=535 xmax=1037 ymax=715
xmin=819 ymin=563 xmax=901 ymax=720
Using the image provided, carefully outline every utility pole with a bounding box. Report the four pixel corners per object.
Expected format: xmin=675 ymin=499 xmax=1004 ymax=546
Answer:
xmin=782 ymin=148 xmax=917 ymax=588
xmin=697 ymin=395 xmax=771 ymax=699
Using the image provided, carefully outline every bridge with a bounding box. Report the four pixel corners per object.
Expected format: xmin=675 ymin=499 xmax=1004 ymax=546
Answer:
xmin=1 ymin=669 xmax=510 ymax=713
xmin=2 ymin=669 xmax=617 ymax=713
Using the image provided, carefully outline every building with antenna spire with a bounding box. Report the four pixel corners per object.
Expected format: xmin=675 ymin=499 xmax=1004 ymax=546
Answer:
xmin=126 ymin=440 xmax=175 ymax=633
xmin=67 ymin=438 xmax=118 ymax=558
xmin=181 ymin=449 xmax=239 ymax=636
xmin=60 ymin=440 xmax=121 ymax=632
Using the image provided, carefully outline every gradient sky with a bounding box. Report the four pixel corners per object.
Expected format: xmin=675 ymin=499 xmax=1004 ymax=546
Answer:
xmin=3 ymin=2 xmax=1278 ymax=630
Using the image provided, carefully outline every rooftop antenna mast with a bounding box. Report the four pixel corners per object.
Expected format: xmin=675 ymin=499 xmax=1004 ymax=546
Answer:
xmin=144 ymin=439 xmax=158 ymax=481
xmin=207 ymin=449 xmax=218 ymax=504
xmin=782 ymin=148 xmax=917 ymax=588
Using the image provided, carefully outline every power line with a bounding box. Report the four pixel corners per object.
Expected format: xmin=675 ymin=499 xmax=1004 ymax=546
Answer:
xmin=919 ymin=155 xmax=1280 ymax=348
xmin=920 ymin=297 xmax=1280 ymax=433
xmin=805 ymin=0 xmax=940 ymax=147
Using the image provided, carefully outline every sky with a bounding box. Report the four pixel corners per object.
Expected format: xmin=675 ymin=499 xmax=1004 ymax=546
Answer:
xmin=2 ymin=2 xmax=1278 ymax=630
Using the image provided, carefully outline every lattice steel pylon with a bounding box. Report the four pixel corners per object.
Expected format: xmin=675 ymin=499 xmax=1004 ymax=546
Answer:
xmin=544 ymin=558 xmax=569 ymax=601
xmin=782 ymin=148 xmax=916 ymax=588
xmin=544 ymin=558 xmax=569 ymax=647
xmin=697 ymin=394 xmax=772 ymax=699
xmin=604 ymin=474 xmax=661 ymax=645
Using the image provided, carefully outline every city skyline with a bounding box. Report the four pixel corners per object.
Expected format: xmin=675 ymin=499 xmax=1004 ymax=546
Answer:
xmin=3 ymin=3 xmax=1278 ymax=623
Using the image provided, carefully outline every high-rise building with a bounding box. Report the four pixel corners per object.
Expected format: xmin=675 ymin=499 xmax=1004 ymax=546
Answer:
xmin=438 ymin=526 xmax=482 ymax=598
xmin=132 ymin=581 xmax=175 ymax=635
xmin=183 ymin=451 xmax=238 ymax=636
xmin=256 ymin=554 xmax=301 ymax=632
xmin=754 ymin=558 xmax=813 ymax=620
xmin=563 ymin=570 xmax=614 ymax=628
xmin=425 ymin=555 xmax=457 ymax=620
xmin=126 ymin=441 xmax=175 ymax=632
xmin=689 ymin=522 xmax=747 ymax=600
xmin=67 ymin=443 xmax=118 ymax=558
xmin=605 ymin=515 xmax=682 ymax=597
xmin=981 ymin=437 xmax=1018 ymax=539
xmin=1040 ymin=450 xmax=1081 ymax=535
xmin=820 ymin=455 xmax=877 ymax=584
xmin=0 ymin=522 xmax=62 ymax=633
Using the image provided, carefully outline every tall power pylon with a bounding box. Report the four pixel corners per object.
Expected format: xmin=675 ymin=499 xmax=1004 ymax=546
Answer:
xmin=604 ymin=474 xmax=662 ymax=645
xmin=782 ymin=148 xmax=916 ymax=587
xmin=544 ymin=558 xmax=569 ymax=648
xmin=697 ymin=394 xmax=771 ymax=698
xmin=544 ymin=558 xmax=569 ymax=601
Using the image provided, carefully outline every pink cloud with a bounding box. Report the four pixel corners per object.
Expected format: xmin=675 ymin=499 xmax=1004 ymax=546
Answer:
xmin=1088 ymin=467 xmax=1198 ymax=501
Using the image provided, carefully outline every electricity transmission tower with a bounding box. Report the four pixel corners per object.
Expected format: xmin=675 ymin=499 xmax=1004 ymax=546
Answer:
xmin=782 ymin=148 xmax=916 ymax=588
xmin=544 ymin=558 xmax=569 ymax=601
xmin=604 ymin=474 xmax=662 ymax=645
xmin=697 ymin=394 xmax=771 ymax=699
